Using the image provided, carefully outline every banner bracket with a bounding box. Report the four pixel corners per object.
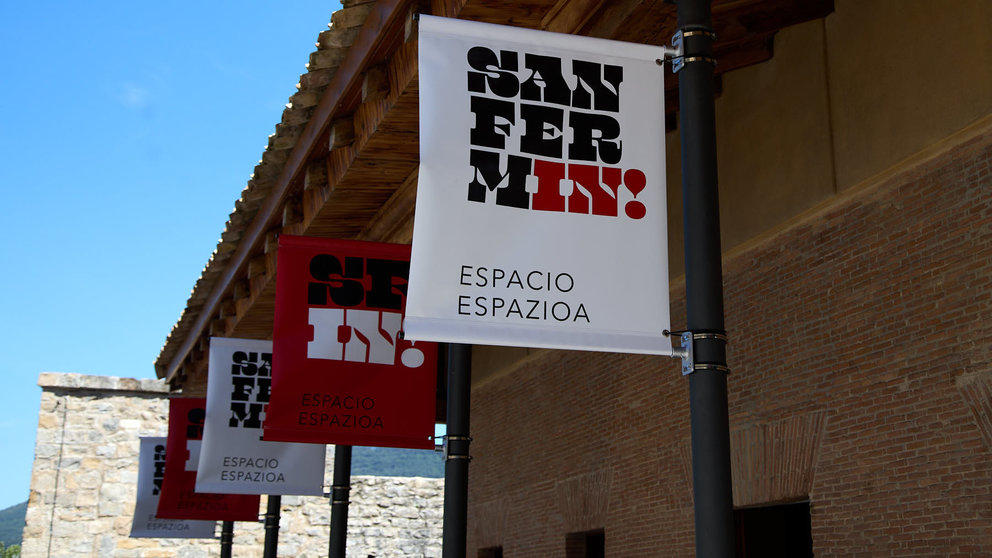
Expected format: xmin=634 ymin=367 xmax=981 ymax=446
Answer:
xmin=330 ymin=484 xmax=351 ymax=505
xmin=666 ymin=30 xmax=718 ymax=73
xmin=666 ymin=330 xmax=729 ymax=375
xmin=659 ymin=36 xmax=683 ymax=72
xmin=442 ymin=435 xmax=473 ymax=462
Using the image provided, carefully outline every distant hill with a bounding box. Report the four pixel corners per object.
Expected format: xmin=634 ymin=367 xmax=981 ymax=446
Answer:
xmin=0 ymin=501 xmax=26 ymax=547
xmin=352 ymin=446 xmax=444 ymax=478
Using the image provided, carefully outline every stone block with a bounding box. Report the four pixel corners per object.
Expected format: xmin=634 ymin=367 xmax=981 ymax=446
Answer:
xmin=37 ymin=412 xmax=58 ymax=429
xmin=119 ymin=418 xmax=141 ymax=430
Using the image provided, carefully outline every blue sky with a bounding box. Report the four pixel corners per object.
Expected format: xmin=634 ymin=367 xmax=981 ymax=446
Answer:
xmin=0 ymin=1 xmax=342 ymax=510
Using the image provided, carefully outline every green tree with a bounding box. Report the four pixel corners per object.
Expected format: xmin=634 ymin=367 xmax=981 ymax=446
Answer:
xmin=0 ymin=542 xmax=21 ymax=558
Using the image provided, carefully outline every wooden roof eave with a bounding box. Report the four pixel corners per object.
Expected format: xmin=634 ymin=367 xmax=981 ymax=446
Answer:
xmin=156 ymin=0 xmax=836 ymax=387
xmin=158 ymin=0 xmax=415 ymax=384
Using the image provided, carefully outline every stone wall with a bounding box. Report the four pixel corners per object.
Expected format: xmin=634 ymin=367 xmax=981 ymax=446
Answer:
xmin=23 ymin=373 xmax=443 ymax=558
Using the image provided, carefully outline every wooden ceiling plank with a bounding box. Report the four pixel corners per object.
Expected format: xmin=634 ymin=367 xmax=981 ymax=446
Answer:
xmin=541 ymin=0 xmax=606 ymax=33
xmin=458 ymin=1 xmax=561 ymax=27
xmin=578 ymin=0 xmax=651 ymax=39
xmin=430 ymin=0 xmax=468 ymax=19
xmin=357 ymin=167 xmax=420 ymax=244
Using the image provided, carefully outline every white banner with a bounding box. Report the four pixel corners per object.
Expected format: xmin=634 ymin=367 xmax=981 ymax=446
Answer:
xmin=407 ymin=15 xmax=671 ymax=355
xmin=196 ymin=337 xmax=326 ymax=495
xmin=130 ymin=437 xmax=216 ymax=538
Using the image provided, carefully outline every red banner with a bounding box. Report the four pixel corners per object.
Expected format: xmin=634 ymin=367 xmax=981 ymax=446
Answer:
xmin=156 ymin=398 xmax=260 ymax=521
xmin=264 ymin=235 xmax=438 ymax=449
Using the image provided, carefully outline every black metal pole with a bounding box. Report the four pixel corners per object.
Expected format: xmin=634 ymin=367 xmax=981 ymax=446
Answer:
xmin=676 ymin=0 xmax=735 ymax=557
xmin=263 ymin=495 xmax=281 ymax=558
xmin=442 ymin=343 xmax=472 ymax=558
xmin=220 ymin=520 xmax=234 ymax=558
xmin=329 ymin=444 xmax=353 ymax=558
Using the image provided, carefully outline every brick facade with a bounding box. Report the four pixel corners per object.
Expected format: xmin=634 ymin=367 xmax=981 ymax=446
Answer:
xmin=466 ymin=126 xmax=992 ymax=556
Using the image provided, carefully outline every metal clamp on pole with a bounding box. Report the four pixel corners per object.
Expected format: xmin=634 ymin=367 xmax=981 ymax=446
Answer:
xmin=443 ymin=435 xmax=473 ymax=462
xmin=330 ymin=485 xmax=351 ymax=505
xmin=669 ymin=29 xmax=717 ymax=73
xmin=666 ymin=330 xmax=730 ymax=375
xmin=683 ymin=331 xmax=730 ymax=375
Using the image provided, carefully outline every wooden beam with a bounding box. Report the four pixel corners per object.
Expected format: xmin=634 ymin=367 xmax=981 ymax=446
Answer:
xmin=328 ymin=117 xmax=356 ymax=150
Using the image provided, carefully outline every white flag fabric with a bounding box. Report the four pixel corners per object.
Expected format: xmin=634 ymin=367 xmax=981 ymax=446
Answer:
xmin=406 ymin=15 xmax=672 ymax=355
xmin=196 ymin=337 xmax=326 ymax=495
xmin=130 ymin=437 xmax=216 ymax=538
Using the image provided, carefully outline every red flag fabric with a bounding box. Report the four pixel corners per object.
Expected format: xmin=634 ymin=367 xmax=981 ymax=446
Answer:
xmin=156 ymin=397 xmax=260 ymax=521
xmin=264 ymin=235 xmax=438 ymax=449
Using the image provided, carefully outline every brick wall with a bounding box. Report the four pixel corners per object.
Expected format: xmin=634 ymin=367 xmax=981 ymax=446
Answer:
xmin=466 ymin=125 xmax=992 ymax=556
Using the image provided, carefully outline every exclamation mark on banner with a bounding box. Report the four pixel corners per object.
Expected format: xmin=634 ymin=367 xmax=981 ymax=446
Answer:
xmin=624 ymin=169 xmax=647 ymax=219
xmin=401 ymin=343 xmax=426 ymax=368
xmin=400 ymin=317 xmax=426 ymax=368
